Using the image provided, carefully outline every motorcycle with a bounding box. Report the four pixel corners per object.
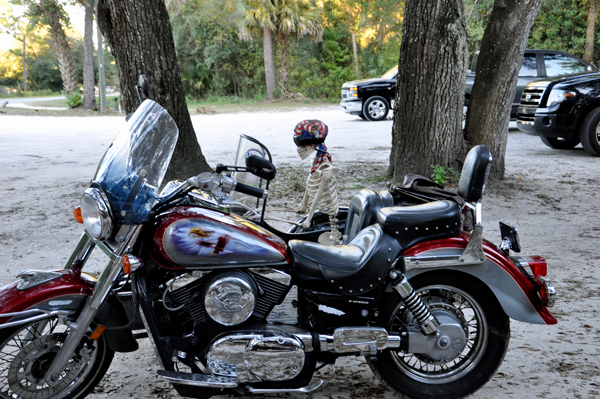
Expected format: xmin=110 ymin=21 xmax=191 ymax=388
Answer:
xmin=0 ymin=84 xmax=556 ymax=399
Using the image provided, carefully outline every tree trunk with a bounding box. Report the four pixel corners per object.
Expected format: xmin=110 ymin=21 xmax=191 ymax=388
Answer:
xmin=22 ymin=32 xmax=27 ymax=92
xmin=263 ymin=27 xmax=276 ymax=100
xmin=82 ymin=1 xmax=96 ymax=110
xmin=96 ymin=0 xmax=211 ymax=181
xmin=351 ymin=32 xmax=359 ymax=77
xmin=389 ymin=0 xmax=468 ymax=181
xmin=40 ymin=0 xmax=78 ymax=94
xmin=585 ymin=0 xmax=597 ymax=63
xmin=464 ymin=0 xmax=543 ymax=179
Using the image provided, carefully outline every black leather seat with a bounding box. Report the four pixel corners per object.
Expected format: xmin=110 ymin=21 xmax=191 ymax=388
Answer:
xmin=289 ymin=225 xmax=401 ymax=296
xmin=377 ymin=200 xmax=462 ymax=248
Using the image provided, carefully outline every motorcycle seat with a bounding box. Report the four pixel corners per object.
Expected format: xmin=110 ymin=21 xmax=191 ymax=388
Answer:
xmin=289 ymin=225 xmax=401 ymax=296
xmin=377 ymin=200 xmax=462 ymax=248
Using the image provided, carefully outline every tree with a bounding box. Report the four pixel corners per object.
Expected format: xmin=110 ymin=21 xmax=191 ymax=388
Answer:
xmin=33 ymin=0 xmax=79 ymax=94
xmin=81 ymin=0 xmax=96 ymax=109
xmin=390 ymin=0 xmax=543 ymax=181
xmin=585 ymin=0 xmax=597 ymax=63
xmin=389 ymin=0 xmax=468 ymax=181
xmin=96 ymin=0 xmax=211 ymax=181
xmin=236 ymin=0 xmax=323 ymax=99
xmin=464 ymin=0 xmax=543 ymax=178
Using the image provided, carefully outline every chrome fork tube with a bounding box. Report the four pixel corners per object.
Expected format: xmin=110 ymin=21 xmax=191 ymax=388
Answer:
xmin=44 ymin=225 xmax=142 ymax=383
xmin=63 ymin=232 xmax=95 ymax=272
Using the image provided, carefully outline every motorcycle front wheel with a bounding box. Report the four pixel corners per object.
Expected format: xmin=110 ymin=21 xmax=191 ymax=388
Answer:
xmin=0 ymin=317 xmax=114 ymax=399
xmin=370 ymin=271 xmax=510 ymax=399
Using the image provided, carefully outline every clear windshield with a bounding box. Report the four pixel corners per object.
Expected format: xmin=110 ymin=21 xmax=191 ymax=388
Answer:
xmin=93 ymin=99 xmax=179 ymax=224
xmin=230 ymin=134 xmax=271 ymax=214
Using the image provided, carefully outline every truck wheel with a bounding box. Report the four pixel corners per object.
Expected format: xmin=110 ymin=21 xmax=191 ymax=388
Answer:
xmin=363 ymin=96 xmax=389 ymax=121
xmin=579 ymin=107 xmax=600 ymax=156
xmin=358 ymin=113 xmax=366 ymax=120
xmin=540 ymin=136 xmax=580 ymax=149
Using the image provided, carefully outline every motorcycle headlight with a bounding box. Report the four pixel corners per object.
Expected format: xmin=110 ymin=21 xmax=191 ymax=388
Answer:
xmin=80 ymin=188 xmax=113 ymax=240
xmin=546 ymin=89 xmax=576 ymax=111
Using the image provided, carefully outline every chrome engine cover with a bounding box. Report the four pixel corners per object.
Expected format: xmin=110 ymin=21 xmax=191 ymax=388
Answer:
xmin=206 ymin=333 xmax=305 ymax=383
xmin=204 ymin=273 xmax=256 ymax=326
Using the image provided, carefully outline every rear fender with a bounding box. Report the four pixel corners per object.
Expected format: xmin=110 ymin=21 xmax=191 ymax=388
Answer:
xmin=401 ymin=232 xmax=557 ymax=325
xmin=0 ymin=269 xmax=138 ymax=352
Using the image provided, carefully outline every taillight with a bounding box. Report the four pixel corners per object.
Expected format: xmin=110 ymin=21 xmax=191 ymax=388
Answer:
xmin=514 ymin=255 xmax=547 ymax=277
xmin=536 ymin=279 xmax=556 ymax=307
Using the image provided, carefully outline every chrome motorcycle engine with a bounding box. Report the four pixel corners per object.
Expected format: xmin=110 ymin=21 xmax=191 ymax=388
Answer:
xmin=203 ymin=272 xmax=256 ymax=326
xmin=207 ymin=332 xmax=305 ymax=383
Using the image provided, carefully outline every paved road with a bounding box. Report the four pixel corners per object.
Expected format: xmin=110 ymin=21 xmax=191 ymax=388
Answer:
xmin=2 ymin=95 xmax=65 ymax=104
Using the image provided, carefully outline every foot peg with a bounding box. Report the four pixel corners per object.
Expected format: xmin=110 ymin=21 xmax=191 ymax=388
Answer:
xmin=247 ymin=379 xmax=324 ymax=394
xmin=156 ymin=370 xmax=237 ymax=388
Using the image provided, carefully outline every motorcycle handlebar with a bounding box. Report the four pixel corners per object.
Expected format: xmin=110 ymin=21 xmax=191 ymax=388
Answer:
xmin=234 ymin=182 xmax=267 ymax=199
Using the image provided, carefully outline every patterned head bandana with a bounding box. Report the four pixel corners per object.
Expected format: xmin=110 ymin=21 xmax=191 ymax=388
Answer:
xmin=293 ymin=120 xmax=332 ymax=175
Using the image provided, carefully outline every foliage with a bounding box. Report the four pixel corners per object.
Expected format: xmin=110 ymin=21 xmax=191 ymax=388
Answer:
xmin=64 ymin=90 xmax=81 ymax=108
xmin=430 ymin=165 xmax=461 ymax=186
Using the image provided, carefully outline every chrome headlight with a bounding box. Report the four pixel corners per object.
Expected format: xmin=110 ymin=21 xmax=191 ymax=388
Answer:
xmin=80 ymin=188 xmax=113 ymax=240
xmin=546 ymin=89 xmax=576 ymax=111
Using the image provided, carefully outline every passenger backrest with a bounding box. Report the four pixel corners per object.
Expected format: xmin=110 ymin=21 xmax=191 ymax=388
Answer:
xmin=457 ymin=145 xmax=493 ymax=203
xmin=345 ymin=189 xmax=394 ymax=241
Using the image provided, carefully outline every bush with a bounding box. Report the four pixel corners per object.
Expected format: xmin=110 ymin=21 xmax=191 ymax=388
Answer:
xmin=64 ymin=91 xmax=82 ymax=108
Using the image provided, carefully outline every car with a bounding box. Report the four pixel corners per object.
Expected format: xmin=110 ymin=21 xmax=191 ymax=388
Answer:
xmin=517 ymin=71 xmax=600 ymax=156
xmin=465 ymin=49 xmax=596 ymax=120
xmin=340 ymin=66 xmax=397 ymax=121
xmin=341 ymin=50 xmax=596 ymax=122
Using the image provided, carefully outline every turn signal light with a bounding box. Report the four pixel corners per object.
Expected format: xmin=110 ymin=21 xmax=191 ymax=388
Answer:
xmin=90 ymin=325 xmax=106 ymax=340
xmin=122 ymin=255 xmax=131 ymax=274
xmin=536 ymin=279 xmax=556 ymax=307
xmin=73 ymin=207 xmax=83 ymax=224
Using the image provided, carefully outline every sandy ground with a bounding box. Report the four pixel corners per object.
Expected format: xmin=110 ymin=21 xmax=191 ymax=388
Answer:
xmin=0 ymin=108 xmax=599 ymax=398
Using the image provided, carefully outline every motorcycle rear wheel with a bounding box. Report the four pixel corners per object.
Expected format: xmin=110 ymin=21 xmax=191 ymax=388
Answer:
xmin=370 ymin=272 xmax=510 ymax=399
xmin=0 ymin=317 xmax=114 ymax=399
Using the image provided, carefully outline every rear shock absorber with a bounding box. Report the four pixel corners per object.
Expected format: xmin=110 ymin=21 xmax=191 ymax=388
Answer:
xmin=392 ymin=275 xmax=439 ymax=335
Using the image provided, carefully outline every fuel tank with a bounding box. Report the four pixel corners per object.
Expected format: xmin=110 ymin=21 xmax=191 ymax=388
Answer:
xmin=151 ymin=206 xmax=288 ymax=269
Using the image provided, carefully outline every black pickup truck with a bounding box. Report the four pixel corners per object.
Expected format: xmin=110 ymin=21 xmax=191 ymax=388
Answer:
xmin=341 ymin=50 xmax=595 ymax=122
xmin=517 ymin=72 xmax=600 ymax=156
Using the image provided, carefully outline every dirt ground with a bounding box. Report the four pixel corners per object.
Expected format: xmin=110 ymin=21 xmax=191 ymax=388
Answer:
xmin=0 ymin=108 xmax=599 ymax=398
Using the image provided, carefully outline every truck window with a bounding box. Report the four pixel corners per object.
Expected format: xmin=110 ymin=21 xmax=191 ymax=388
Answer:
xmin=519 ymin=53 xmax=537 ymax=77
xmin=544 ymin=53 xmax=588 ymax=77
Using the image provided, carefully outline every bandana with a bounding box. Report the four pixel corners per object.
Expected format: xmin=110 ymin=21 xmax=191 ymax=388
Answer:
xmin=293 ymin=120 xmax=332 ymax=175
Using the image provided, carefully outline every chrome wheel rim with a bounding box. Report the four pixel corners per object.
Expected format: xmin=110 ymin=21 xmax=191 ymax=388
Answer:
xmin=367 ymin=100 xmax=387 ymax=119
xmin=389 ymin=285 xmax=488 ymax=384
xmin=595 ymin=122 xmax=600 ymax=145
xmin=0 ymin=318 xmax=98 ymax=399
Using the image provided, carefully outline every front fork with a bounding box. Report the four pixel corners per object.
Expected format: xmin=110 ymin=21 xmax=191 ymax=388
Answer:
xmin=43 ymin=225 xmax=142 ymax=383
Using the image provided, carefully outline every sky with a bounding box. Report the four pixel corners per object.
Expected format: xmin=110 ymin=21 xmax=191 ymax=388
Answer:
xmin=0 ymin=4 xmax=85 ymax=51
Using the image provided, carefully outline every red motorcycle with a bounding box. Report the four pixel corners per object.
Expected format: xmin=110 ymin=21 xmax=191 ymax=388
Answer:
xmin=0 ymin=84 xmax=556 ymax=399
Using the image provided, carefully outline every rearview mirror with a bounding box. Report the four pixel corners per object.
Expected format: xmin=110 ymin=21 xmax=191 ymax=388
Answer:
xmin=246 ymin=155 xmax=276 ymax=181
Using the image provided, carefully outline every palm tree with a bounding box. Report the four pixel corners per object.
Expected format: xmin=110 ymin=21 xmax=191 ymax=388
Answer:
xmin=236 ymin=0 xmax=323 ymax=99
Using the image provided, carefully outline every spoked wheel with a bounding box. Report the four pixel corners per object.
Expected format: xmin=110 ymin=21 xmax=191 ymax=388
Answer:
xmin=0 ymin=317 xmax=114 ymax=399
xmin=369 ymin=272 xmax=510 ymax=399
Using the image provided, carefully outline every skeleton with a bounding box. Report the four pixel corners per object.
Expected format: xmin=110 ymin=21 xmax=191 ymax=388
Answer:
xmin=265 ymin=120 xmax=342 ymax=244
xmin=293 ymin=120 xmax=342 ymax=245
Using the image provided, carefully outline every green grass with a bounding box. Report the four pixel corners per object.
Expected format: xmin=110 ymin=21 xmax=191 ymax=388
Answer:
xmin=0 ymin=90 xmax=59 ymax=99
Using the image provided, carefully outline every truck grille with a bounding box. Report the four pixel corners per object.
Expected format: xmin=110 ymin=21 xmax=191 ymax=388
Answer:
xmin=517 ymin=82 xmax=550 ymax=123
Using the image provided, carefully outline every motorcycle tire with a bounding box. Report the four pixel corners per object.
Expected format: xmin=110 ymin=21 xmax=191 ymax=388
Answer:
xmin=369 ymin=271 xmax=510 ymax=399
xmin=0 ymin=317 xmax=114 ymax=399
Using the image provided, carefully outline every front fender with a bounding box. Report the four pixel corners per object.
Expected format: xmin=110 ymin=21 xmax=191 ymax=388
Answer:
xmin=0 ymin=269 xmax=138 ymax=352
xmin=402 ymin=233 xmax=557 ymax=325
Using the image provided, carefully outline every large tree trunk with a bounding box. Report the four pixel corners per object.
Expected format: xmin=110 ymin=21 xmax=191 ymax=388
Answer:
xmin=351 ymin=32 xmax=359 ymax=77
xmin=82 ymin=1 xmax=96 ymax=110
xmin=39 ymin=0 xmax=78 ymax=94
xmin=263 ymin=27 xmax=276 ymax=100
xmin=585 ymin=0 xmax=597 ymax=63
xmin=96 ymin=0 xmax=211 ymax=180
xmin=389 ymin=0 xmax=468 ymax=181
xmin=464 ymin=0 xmax=542 ymax=179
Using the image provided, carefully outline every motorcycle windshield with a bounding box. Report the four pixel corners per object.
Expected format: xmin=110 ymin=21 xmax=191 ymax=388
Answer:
xmin=93 ymin=99 xmax=179 ymax=224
